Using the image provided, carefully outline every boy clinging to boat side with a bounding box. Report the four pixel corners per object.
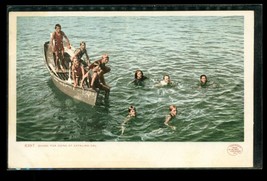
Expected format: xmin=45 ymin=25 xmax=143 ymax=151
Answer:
xmin=50 ymin=24 xmax=71 ymax=72
xmin=164 ymin=105 xmax=177 ymax=130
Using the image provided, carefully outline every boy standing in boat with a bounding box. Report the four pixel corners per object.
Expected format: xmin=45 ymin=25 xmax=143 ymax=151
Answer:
xmin=50 ymin=24 xmax=71 ymax=72
xmin=72 ymin=41 xmax=90 ymax=67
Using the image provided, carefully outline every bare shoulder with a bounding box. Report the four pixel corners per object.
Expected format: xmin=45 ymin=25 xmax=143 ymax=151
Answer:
xmin=61 ymin=31 xmax=67 ymax=36
xmin=164 ymin=115 xmax=172 ymax=123
xmin=51 ymin=31 xmax=56 ymax=37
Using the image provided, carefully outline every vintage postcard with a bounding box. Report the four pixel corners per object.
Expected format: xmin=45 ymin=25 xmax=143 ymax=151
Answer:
xmin=8 ymin=7 xmax=258 ymax=169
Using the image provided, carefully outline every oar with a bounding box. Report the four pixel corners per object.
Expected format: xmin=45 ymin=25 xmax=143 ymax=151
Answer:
xmin=48 ymin=63 xmax=59 ymax=77
xmin=67 ymin=62 xmax=72 ymax=84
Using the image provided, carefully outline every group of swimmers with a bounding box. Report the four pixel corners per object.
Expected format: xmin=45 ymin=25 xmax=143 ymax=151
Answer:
xmin=49 ymin=24 xmax=209 ymax=135
xmin=49 ymin=24 xmax=110 ymax=96
xmin=121 ymin=73 xmax=208 ymax=135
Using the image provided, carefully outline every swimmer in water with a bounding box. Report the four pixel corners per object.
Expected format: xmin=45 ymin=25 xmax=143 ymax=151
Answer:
xmin=200 ymin=74 xmax=208 ymax=86
xmin=132 ymin=69 xmax=148 ymax=86
xmin=155 ymin=74 xmax=173 ymax=87
xmin=120 ymin=106 xmax=136 ymax=135
xmin=164 ymin=105 xmax=177 ymax=130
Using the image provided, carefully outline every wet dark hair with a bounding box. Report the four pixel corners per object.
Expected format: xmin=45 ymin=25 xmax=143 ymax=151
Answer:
xmin=200 ymin=74 xmax=208 ymax=86
xmin=134 ymin=70 xmax=144 ymax=79
xmin=163 ymin=74 xmax=170 ymax=79
xmin=128 ymin=106 xmax=136 ymax=113
xmin=169 ymin=105 xmax=177 ymax=111
xmin=55 ymin=24 xmax=61 ymax=29
xmin=80 ymin=41 xmax=86 ymax=46
xmin=200 ymin=74 xmax=207 ymax=80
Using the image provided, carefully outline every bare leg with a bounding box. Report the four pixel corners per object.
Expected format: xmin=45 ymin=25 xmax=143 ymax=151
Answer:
xmin=74 ymin=77 xmax=78 ymax=88
xmin=54 ymin=51 xmax=60 ymax=71
xmin=100 ymin=84 xmax=110 ymax=98
xmin=86 ymin=74 xmax=91 ymax=88
xmin=58 ymin=51 xmax=66 ymax=73
xmin=99 ymin=72 xmax=106 ymax=85
xmin=53 ymin=52 xmax=56 ymax=67
xmin=99 ymin=66 xmax=110 ymax=85
xmin=61 ymin=50 xmax=66 ymax=69
xmin=80 ymin=72 xmax=89 ymax=89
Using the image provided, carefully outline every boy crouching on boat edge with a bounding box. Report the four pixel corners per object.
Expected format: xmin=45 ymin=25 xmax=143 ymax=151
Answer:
xmin=90 ymin=65 xmax=110 ymax=97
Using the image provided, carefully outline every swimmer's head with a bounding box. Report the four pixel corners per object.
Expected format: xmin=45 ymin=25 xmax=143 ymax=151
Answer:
xmin=128 ymin=106 xmax=136 ymax=117
xmin=102 ymin=54 xmax=109 ymax=63
xmin=80 ymin=41 xmax=86 ymax=49
xmin=169 ymin=105 xmax=177 ymax=116
xmin=163 ymin=75 xmax=171 ymax=84
xmin=135 ymin=69 xmax=144 ymax=80
xmin=200 ymin=74 xmax=207 ymax=85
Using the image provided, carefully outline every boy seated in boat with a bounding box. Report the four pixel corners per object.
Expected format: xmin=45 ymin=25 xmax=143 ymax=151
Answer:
xmin=71 ymin=57 xmax=85 ymax=88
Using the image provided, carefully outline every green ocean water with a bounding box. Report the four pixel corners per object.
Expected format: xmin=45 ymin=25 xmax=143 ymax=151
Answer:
xmin=16 ymin=16 xmax=244 ymax=141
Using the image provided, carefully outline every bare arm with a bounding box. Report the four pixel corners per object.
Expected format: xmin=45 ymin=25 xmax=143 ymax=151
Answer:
xmin=164 ymin=115 xmax=172 ymax=126
xmin=85 ymin=50 xmax=90 ymax=64
xmin=62 ymin=31 xmax=70 ymax=47
xmin=164 ymin=115 xmax=176 ymax=130
xmin=73 ymin=49 xmax=81 ymax=58
xmin=120 ymin=116 xmax=131 ymax=135
xmin=50 ymin=32 xmax=55 ymax=51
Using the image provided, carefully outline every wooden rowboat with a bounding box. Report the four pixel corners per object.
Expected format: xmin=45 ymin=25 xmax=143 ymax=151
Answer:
xmin=43 ymin=41 xmax=99 ymax=106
